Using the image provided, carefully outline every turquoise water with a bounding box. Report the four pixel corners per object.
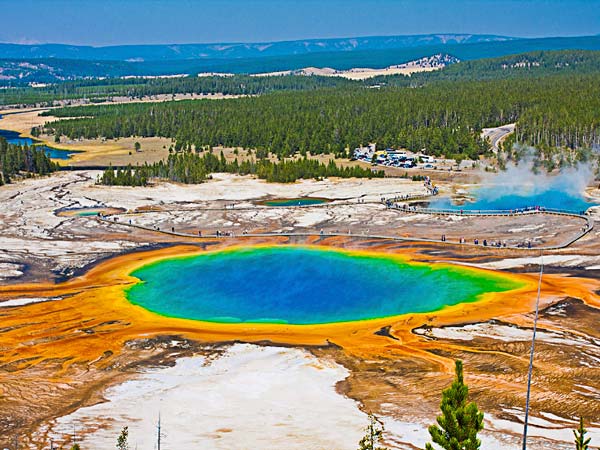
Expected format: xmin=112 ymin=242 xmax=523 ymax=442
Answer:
xmin=43 ymin=147 xmax=80 ymax=160
xmin=0 ymin=129 xmax=33 ymax=146
xmin=126 ymin=246 xmax=521 ymax=324
xmin=427 ymin=185 xmax=597 ymax=213
xmin=262 ymin=198 xmax=329 ymax=207
xmin=0 ymin=128 xmax=79 ymax=160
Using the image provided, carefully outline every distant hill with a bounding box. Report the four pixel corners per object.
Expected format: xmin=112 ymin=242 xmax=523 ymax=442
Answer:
xmin=2 ymin=50 xmax=600 ymax=107
xmin=422 ymin=49 xmax=600 ymax=80
xmin=0 ymin=34 xmax=515 ymax=61
xmin=1 ymin=34 xmax=600 ymax=85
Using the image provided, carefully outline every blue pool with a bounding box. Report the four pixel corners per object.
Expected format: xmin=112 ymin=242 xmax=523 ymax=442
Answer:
xmin=126 ymin=246 xmax=523 ymax=325
xmin=0 ymin=128 xmax=80 ymax=160
xmin=260 ymin=198 xmax=330 ymax=207
xmin=427 ymin=184 xmax=597 ymax=214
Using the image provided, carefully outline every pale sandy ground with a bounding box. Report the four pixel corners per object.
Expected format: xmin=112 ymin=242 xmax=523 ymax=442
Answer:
xmin=39 ymin=344 xmax=367 ymax=450
xmin=382 ymin=412 xmax=600 ymax=450
xmin=0 ymin=108 xmax=53 ymax=133
xmin=38 ymin=343 xmax=600 ymax=450
xmin=0 ymin=171 xmax=151 ymax=277
xmin=0 ymin=297 xmax=62 ymax=307
xmin=0 ymin=262 xmax=24 ymax=280
xmin=75 ymin=172 xmax=427 ymax=207
xmin=253 ymin=62 xmax=442 ymax=80
xmin=414 ymin=322 xmax=600 ymax=348
xmin=2 ymin=171 xmax=600 ymax=449
xmin=46 ymin=135 xmax=173 ymax=165
xmin=301 ymin=65 xmax=440 ymax=80
xmin=0 ymin=172 xmax=427 ymax=278
xmin=1 ymin=171 xmax=597 ymax=279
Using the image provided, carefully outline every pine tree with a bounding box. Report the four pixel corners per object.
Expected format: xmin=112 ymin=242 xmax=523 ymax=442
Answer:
xmin=574 ymin=417 xmax=591 ymax=450
xmin=358 ymin=413 xmax=388 ymax=450
xmin=425 ymin=360 xmax=484 ymax=450
xmin=116 ymin=426 xmax=129 ymax=450
xmin=70 ymin=444 xmax=81 ymax=450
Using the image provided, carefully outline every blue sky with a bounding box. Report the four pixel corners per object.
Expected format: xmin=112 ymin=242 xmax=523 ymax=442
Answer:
xmin=1 ymin=0 xmax=599 ymax=45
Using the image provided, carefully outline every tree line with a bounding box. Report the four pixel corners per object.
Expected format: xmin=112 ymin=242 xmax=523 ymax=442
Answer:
xmin=44 ymin=83 xmax=496 ymax=160
xmin=0 ymin=74 xmax=358 ymax=106
xmin=0 ymin=138 xmax=58 ymax=185
xmin=43 ymin=73 xmax=600 ymax=164
xmin=4 ymin=49 xmax=600 ymax=107
xmin=99 ymin=151 xmax=383 ymax=186
xmin=374 ymin=50 xmax=600 ymax=86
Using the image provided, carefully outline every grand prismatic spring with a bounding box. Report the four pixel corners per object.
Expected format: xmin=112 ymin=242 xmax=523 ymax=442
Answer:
xmin=126 ymin=246 xmax=524 ymax=324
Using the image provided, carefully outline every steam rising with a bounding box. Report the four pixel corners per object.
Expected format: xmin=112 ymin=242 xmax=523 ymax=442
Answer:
xmin=430 ymin=145 xmax=598 ymax=212
xmin=481 ymin=157 xmax=595 ymax=201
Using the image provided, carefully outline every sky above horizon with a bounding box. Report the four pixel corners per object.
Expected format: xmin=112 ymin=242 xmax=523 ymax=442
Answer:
xmin=0 ymin=0 xmax=599 ymax=46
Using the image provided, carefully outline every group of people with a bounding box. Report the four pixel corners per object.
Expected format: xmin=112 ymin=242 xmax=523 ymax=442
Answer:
xmin=385 ymin=201 xmax=421 ymax=212
xmin=381 ymin=189 xmax=432 ymax=208
xmin=214 ymin=230 xmax=235 ymax=237
xmin=509 ymin=206 xmax=546 ymax=214
xmin=443 ymin=235 xmax=518 ymax=248
xmin=423 ymin=176 xmax=439 ymax=195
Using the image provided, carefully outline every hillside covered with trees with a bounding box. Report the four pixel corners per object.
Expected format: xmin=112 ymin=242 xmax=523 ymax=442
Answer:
xmin=43 ymin=73 xmax=600 ymax=163
xmin=378 ymin=50 xmax=600 ymax=85
xmin=0 ymin=74 xmax=357 ymax=106
xmin=4 ymin=49 xmax=600 ymax=106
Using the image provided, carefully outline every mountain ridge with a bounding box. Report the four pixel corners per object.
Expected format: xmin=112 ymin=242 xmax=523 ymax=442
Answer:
xmin=2 ymin=35 xmax=600 ymax=85
xmin=0 ymin=34 xmax=516 ymax=61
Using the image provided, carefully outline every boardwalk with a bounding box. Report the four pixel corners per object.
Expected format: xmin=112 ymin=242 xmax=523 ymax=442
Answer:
xmin=97 ymin=202 xmax=594 ymax=252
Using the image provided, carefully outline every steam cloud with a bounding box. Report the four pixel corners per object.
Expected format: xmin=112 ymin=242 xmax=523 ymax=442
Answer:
xmin=481 ymin=145 xmax=596 ymax=201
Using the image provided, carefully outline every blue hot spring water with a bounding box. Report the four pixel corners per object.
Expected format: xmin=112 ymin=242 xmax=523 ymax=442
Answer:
xmin=262 ymin=198 xmax=329 ymax=207
xmin=126 ymin=246 xmax=522 ymax=325
xmin=428 ymin=184 xmax=597 ymax=213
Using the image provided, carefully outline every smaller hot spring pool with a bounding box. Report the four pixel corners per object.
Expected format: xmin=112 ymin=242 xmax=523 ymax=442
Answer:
xmin=259 ymin=197 xmax=330 ymax=207
xmin=56 ymin=207 xmax=126 ymax=217
xmin=426 ymin=185 xmax=598 ymax=214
